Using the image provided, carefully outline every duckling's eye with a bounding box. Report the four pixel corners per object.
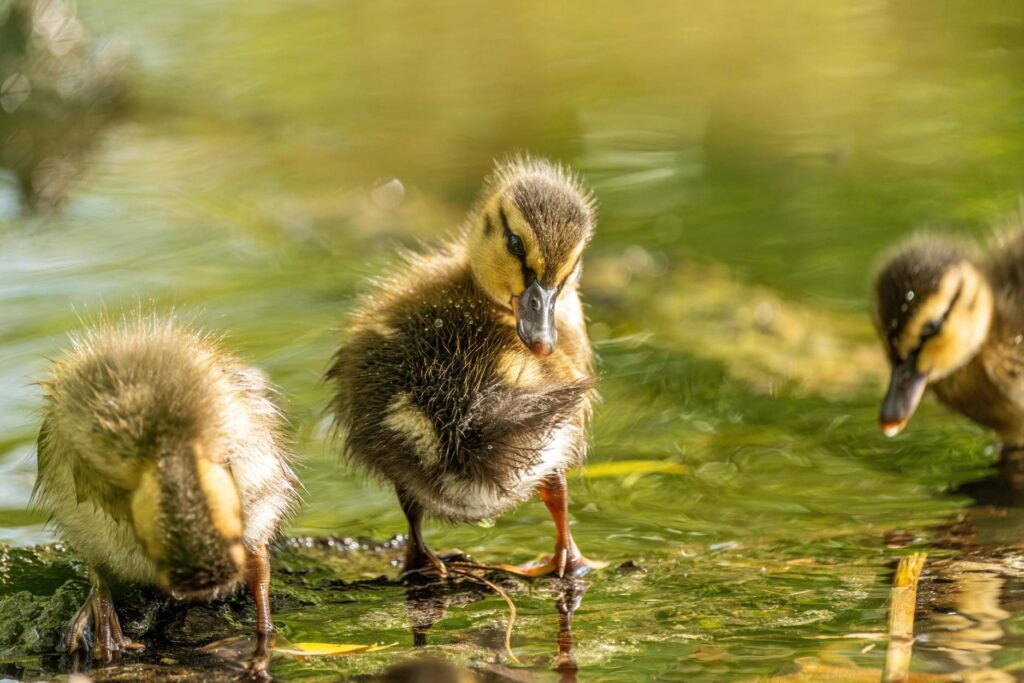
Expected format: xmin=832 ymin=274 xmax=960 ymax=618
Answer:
xmin=506 ymin=232 xmax=525 ymax=258
xmin=921 ymin=320 xmax=942 ymax=339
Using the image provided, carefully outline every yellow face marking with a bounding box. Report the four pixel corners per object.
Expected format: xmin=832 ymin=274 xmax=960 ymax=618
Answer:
xmin=469 ymin=201 xmax=523 ymax=305
xmin=497 ymin=348 xmax=547 ymax=387
xmin=914 ymin=265 xmax=992 ymax=379
xmin=130 ymin=464 xmax=164 ymax=563
xmin=888 ymin=261 xmax=993 ymax=381
xmin=196 ymin=453 xmax=244 ymax=541
xmin=895 ymin=267 xmax=965 ymax=360
xmin=551 ymin=242 xmax=585 ymax=287
xmin=384 ymin=393 xmax=440 ymax=465
xmin=468 ymin=190 xmax=587 ymax=311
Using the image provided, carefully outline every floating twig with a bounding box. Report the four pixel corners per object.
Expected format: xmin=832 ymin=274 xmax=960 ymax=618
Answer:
xmin=882 ymin=552 xmax=926 ymax=683
xmin=445 ymin=566 xmax=520 ymax=663
xmin=410 ymin=560 xmax=520 ymax=663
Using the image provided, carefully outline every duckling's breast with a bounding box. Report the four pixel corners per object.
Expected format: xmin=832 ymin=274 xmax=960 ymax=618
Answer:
xmin=332 ymin=275 xmax=591 ymax=521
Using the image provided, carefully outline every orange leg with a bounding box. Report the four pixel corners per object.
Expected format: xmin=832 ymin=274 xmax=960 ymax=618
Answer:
xmin=245 ymin=545 xmax=274 ymax=675
xmin=499 ymin=470 xmax=606 ymax=578
xmin=65 ymin=569 xmax=144 ymax=663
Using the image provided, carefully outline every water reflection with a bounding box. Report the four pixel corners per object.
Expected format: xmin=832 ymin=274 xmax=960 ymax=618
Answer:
xmin=0 ymin=0 xmax=130 ymax=214
xmin=907 ymin=497 xmax=1024 ymax=683
xmin=918 ymin=559 xmax=1016 ymax=683
xmin=552 ymin=579 xmax=586 ymax=683
xmin=372 ymin=657 xmax=479 ymax=683
xmin=403 ymin=574 xmax=588 ymax=681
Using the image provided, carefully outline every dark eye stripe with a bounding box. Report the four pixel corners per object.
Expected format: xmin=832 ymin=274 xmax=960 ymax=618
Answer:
xmin=499 ymin=207 xmax=527 ymax=258
xmin=912 ymin=283 xmax=963 ymax=353
xmin=498 ymin=206 xmax=536 ymax=287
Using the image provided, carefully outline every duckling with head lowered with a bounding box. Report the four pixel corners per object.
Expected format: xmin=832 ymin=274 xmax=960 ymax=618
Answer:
xmin=872 ymin=229 xmax=1024 ymax=481
xmin=34 ymin=317 xmax=298 ymax=663
xmin=327 ymin=156 xmax=603 ymax=579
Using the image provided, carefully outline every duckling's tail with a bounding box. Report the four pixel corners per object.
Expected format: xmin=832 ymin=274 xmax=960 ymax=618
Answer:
xmin=131 ymin=441 xmax=247 ymax=599
xmin=451 ymin=379 xmax=594 ymax=488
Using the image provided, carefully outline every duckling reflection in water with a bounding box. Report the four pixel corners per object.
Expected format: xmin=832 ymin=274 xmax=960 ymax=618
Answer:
xmin=327 ymin=156 xmax=602 ymax=578
xmin=872 ymin=229 xmax=1024 ymax=487
xmin=33 ymin=317 xmax=298 ymax=664
xmin=924 ymin=559 xmax=1013 ymax=681
xmin=0 ymin=0 xmax=130 ymax=213
xmin=402 ymin=575 xmax=586 ymax=681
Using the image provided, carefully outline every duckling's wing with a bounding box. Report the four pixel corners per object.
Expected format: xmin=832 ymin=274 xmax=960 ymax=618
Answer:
xmin=29 ymin=416 xmax=54 ymax=513
xmin=447 ymin=378 xmax=594 ymax=491
xmin=32 ymin=414 xmax=131 ymax=521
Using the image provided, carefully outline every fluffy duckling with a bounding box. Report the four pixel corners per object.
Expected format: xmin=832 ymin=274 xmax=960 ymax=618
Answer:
xmin=872 ymin=230 xmax=1024 ymax=476
xmin=327 ymin=156 xmax=602 ymax=578
xmin=33 ymin=317 xmax=298 ymax=662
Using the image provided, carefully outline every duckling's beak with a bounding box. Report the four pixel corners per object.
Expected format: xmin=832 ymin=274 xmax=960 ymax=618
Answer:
xmin=879 ymin=360 xmax=927 ymax=437
xmin=514 ymin=280 xmax=558 ymax=357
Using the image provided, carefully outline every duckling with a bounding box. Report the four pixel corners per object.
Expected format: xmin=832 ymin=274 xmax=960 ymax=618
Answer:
xmin=327 ymin=156 xmax=602 ymax=579
xmin=33 ymin=317 xmax=298 ymax=662
xmin=872 ymin=230 xmax=1024 ymax=480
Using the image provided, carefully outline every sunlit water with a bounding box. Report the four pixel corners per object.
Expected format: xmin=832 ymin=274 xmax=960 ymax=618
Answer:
xmin=4 ymin=0 xmax=1024 ymax=680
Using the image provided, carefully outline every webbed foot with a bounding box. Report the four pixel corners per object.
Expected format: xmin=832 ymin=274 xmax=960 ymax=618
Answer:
xmin=498 ymin=548 xmax=607 ymax=579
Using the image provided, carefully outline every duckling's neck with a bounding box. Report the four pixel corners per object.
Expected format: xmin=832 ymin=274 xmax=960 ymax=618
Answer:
xmin=932 ymin=305 xmax=1019 ymax=439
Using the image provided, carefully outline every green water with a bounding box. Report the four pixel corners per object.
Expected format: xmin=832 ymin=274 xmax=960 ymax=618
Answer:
xmin=4 ymin=0 xmax=1024 ymax=680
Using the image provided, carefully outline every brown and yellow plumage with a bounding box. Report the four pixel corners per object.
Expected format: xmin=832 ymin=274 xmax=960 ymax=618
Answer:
xmin=34 ymin=315 xmax=297 ymax=663
xmin=872 ymin=227 xmax=1024 ymax=452
xmin=327 ymin=156 xmax=603 ymax=578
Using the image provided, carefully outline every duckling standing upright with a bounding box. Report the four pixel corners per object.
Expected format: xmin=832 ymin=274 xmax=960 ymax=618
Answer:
xmin=872 ymin=229 xmax=1024 ymax=484
xmin=327 ymin=156 xmax=602 ymax=578
xmin=34 ymin=317 xmax=298 ymax=662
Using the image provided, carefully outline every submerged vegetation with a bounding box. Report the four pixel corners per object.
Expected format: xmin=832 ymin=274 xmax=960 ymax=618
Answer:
xmin=3 ymin=0 xmax=1024 ymax=680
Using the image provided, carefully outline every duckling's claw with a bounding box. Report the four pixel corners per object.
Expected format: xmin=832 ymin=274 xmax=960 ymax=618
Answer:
xmin=65 ymin=572 xmax=142 ymax=663
xmin=556 ymin=547 xmax=568 ymax=578
xmin=246 ymin=633 xmax=273 ymax=680
xmin=64 ymin=600 xmax=92 ymax=656
xmin=401 ymin=547 xmax=449 ymax=581
xmin=498 ymin=551 xmax=607 ymax=579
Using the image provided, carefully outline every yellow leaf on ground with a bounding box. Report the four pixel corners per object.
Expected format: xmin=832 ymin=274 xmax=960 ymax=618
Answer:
xmin=578 ymin=460 xmax=687 ymax=478
xmin=273 ymin=642 xmax=396 ymax=657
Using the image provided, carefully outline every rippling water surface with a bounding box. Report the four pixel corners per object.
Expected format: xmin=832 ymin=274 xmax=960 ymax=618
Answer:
xmin=4 ymin=1 xmax=1024 ymax=679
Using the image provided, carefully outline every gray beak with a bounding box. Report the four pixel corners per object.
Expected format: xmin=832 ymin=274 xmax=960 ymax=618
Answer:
xmin=879 ymin=359 xmax=927 ymax=437
xmin=515 ymin=280 xmax=557 ymax=357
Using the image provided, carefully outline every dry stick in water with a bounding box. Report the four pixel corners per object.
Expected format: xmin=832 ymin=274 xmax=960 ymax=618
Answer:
xmin=882 ymin=552 xmax=927 ymax=683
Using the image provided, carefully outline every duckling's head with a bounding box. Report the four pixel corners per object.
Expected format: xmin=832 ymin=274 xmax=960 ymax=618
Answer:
xmin=872 ymin=238 xmax=993 ymax=437
xmin=130 ymin=439 xmax=248 ymax=600
xmin=468 ymin=156 xmax=595 ymax=357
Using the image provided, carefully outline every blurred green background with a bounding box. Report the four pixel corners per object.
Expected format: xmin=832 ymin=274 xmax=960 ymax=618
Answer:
xmin=3 ymin=0 xmax=1024 ymax=680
